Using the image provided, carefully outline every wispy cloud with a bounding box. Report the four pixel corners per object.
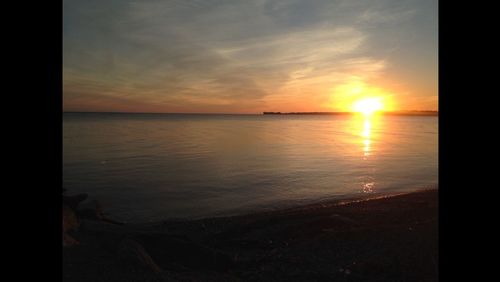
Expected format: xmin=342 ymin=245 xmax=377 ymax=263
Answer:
xmin=63 ymin=0 xmax=437 ymax=112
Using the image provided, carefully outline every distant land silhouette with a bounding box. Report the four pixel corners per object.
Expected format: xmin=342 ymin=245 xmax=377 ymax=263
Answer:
xmin=263 ymin=111 xmax=438 ymax=116
xmin=63 ymin=111 xmax=438 ymax=116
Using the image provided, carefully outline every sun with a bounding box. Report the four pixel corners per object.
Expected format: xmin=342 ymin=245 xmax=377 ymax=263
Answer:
xmin=353 ymin=98 xmax=383 ymax=115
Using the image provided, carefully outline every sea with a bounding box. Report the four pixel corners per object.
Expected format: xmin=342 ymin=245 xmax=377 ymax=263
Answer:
xmin=63 ymin=112 xmax=438 ymax=222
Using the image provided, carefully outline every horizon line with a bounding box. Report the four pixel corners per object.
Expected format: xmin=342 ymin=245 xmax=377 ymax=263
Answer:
xmin=63 ymin=110 xmax=438 ymax=116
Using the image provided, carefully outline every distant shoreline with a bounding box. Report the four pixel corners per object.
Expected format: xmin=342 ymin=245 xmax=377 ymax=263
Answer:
xmin=263 ymin=111 xmax=438 ymax=116
xmin=63 ymin=111 xmax=438 ymax=116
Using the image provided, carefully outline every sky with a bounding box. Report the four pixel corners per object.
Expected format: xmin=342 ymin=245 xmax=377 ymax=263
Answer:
xmin=63 ymin=0 xmax=438 ymax=114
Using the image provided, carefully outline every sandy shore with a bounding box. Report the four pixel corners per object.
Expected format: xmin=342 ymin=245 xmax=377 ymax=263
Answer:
xmin=63 ymin=189 xmax=438 ymax=281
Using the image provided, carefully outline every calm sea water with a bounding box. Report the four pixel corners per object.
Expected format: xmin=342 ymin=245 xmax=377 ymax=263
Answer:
xmin=63 ymin=113 xmax=438 ymax=222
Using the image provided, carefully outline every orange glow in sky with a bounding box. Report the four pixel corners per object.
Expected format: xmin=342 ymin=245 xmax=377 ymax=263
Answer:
xmin=322 ymin=80 xmax=397 ymax=113
xmin=63 ymin=1 xmax=437 ymax=114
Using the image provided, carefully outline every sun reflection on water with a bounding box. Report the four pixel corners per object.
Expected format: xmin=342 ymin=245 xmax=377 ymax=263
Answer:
xmin=354 ymin=114 xmax=380 ymax=193
xmin=362 ymin=181 xmax=374 ymax=193
xmin=362 ymin=118 xmax=371 ymax=158
xmin=362 ymin=119 xmax=370 ymax=138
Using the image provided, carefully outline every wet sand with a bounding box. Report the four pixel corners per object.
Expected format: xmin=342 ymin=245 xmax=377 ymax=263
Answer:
xmin=63 ymin=189 xmax=438 ymax=281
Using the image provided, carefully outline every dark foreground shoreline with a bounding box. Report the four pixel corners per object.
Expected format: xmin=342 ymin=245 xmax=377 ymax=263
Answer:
xmin=63 ymin=189 xmax=438 ymax=282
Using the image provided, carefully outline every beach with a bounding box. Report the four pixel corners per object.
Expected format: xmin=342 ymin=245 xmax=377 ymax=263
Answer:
xmin=63 ymin=188 xmax=438 ymax=282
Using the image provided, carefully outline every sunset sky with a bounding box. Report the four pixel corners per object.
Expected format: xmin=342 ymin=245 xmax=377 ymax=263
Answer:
xmin=63 ymin=0 xmax=437 ymax=114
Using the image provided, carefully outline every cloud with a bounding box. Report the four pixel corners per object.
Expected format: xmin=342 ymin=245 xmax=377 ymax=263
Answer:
xmin=357 ymin=8 xmax=416 ymax=25
xmin=63 ymin=0 xmax=437 ymax=112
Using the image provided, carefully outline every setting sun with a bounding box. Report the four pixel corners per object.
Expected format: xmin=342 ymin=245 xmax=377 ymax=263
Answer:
xmin=353 ymin=98 xmax=383 ymax=115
